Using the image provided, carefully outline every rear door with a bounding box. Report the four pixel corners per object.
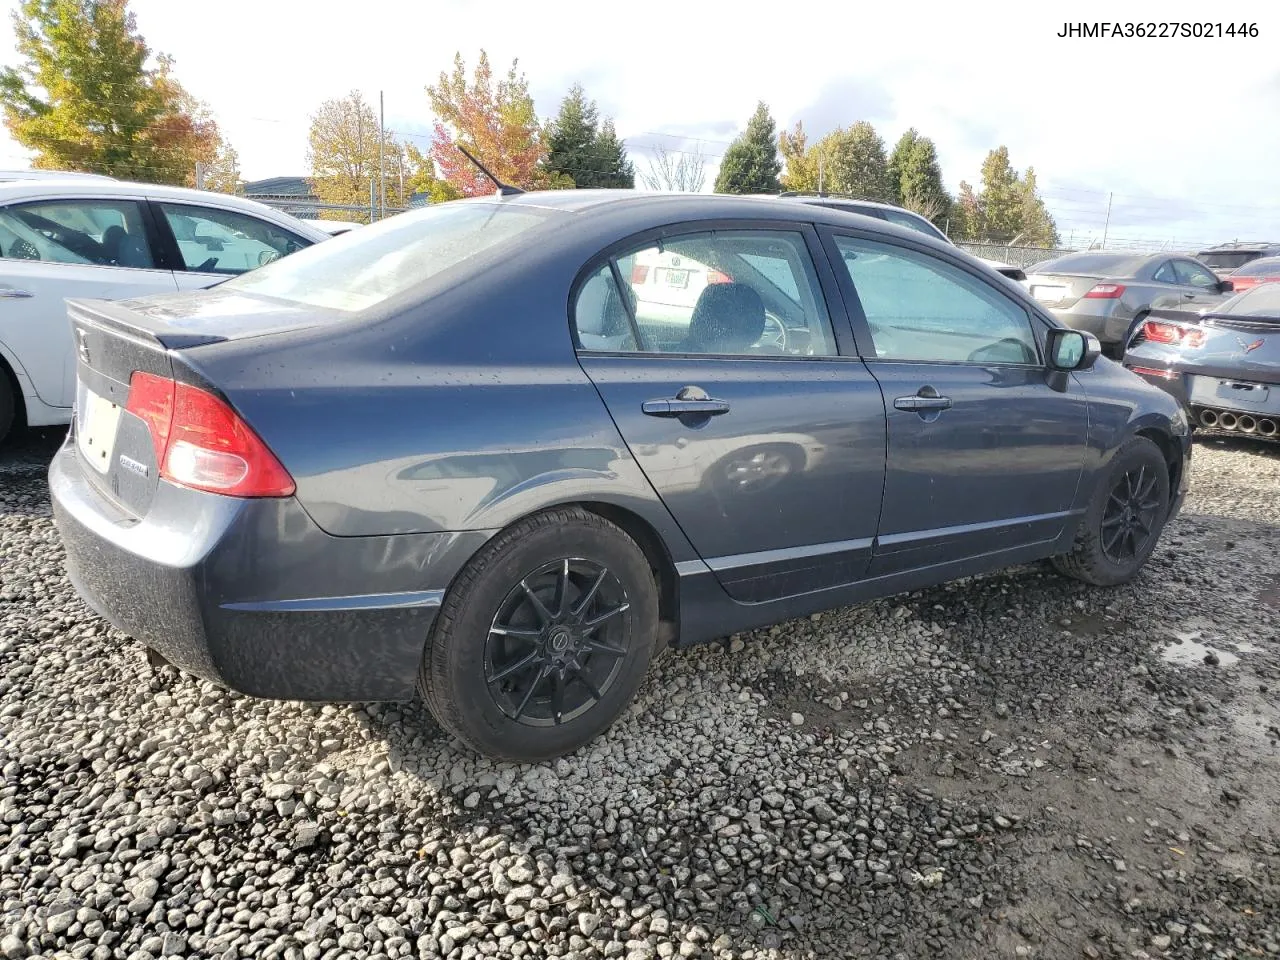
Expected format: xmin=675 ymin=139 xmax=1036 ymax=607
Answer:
xmin=0 ymin=196 xmax=176 ymax=408
xmin=573 ymin=223 xmax=887 ymax=603
xmin=149 ymin=200 xmax=317 ymax=291
xmin=821 ymin=228 xmax=1090 ymax=575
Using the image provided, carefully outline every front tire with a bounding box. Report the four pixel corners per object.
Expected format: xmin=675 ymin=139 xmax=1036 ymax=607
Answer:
xmin=0 ymin=375 xmax=16 ymax=446
xmin=420 ymin=507 xmax=659 ymax=762
xmin=1053 ymin=436 xmax=1171 ymax=586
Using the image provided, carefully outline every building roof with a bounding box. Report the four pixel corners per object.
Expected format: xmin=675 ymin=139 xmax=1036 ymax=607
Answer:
xmin=242 ymin=176 xmax=314 ymax=197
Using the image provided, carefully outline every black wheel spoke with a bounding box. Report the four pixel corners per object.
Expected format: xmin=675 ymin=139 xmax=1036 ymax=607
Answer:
xmin=487 ymin=649 xmax=542 ymax=684
xmin=1102 ymin=525 xmax=1125 ymax=554
xmin=572 ymin=568 xmax=608 ymax=620
xmin=586 ymin=639 xmax=627 ymax=658
xmin=556 ymin=559 xmax=571 ymax=618
xmin=1101 ymin=513 xmax=1125 ymax=529
xmin=520 ymin=579 xmax=554 ymax=626
xmin=490 ymin=625 xmax=541 ymax=641
xmin=573 ymin=668 xmax=604 ymax=703
xmin=583 ymin=602 xmax=630 ymax=630
xmin=512 ymin=665 xmax=547 ymax=720
xmin=551 ymin=670 xmax=566 ymax=725
xmin=1138 ymin=497 xmax=1161 ymax=511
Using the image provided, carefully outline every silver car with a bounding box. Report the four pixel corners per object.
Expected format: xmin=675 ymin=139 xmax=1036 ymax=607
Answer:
xmin=1123 ymin=282 xmax=1280 ymax=440
xmin=1023 ymin=251 xmax=1234 ymax=355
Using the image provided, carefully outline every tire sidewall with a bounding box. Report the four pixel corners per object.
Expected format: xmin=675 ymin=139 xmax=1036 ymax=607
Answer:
xmin=430 ymin=518 xmax=657 ymax=761
xmin=1084 ymin=438 xmax=1171 ymax=583
xmin=0 ymin=376 xmax=14 ymax=445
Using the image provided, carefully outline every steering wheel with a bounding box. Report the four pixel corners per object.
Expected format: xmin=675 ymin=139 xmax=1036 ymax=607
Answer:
xmin=755 ymin=312 xmax=789 ymax=353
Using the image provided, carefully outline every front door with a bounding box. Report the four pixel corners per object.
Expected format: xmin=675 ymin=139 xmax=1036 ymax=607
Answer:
xmin=823 ymin=230 xmax=1090 ymax=576
xmin=573 ymin=225 xmax=887 ymax=603
xmin=0 ymin=197 xmax=176 ymax=408
xmin=1172 ymin=258 xmax=1229 ymax=310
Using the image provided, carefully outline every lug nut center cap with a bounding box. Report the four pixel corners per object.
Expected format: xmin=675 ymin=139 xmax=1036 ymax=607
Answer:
xmin=548 ymin=628 xmax=573 ymax=653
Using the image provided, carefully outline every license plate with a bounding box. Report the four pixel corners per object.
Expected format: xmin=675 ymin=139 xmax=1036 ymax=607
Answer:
xmin=663 ymin=269 xmax=689 ymax=289
xmin=76 ymin=387 xmax=123 ymax=475
xmin=1216 ymin=380 xmax=1269 ymax=404
xmin=1032 ymin=285 xmax=1066 ymax=302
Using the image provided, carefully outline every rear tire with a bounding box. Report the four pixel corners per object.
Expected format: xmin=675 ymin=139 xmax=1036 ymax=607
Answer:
xmin=1053 ymin=436 xmax=1170 ymax=586
xmin=419 ymin=507 xmax=659 ymax=762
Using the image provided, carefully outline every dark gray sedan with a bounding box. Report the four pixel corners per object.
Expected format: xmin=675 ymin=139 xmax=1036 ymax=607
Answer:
xmin=1024 ymin=251 xmax=1234 ymax=354
xmin=1124 ymin=282 xmax=1280 ymax=439
xmin=50 ymin=191 xmax=1191 ymax=761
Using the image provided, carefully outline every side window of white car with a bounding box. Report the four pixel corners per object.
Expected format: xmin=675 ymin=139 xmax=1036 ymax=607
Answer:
xmin=157 ymin=203 xmax=311 ymax=275
xmin=0 ymin=199 xmax=155 ymax=268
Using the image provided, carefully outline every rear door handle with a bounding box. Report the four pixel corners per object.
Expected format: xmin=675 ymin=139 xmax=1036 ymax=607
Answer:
xmin=0 ymin=285 xmax=33 ymax=299
xmin=642 ymin=398 xmax=731 ymax=417
xmin=894 ymin=396 xmax=952 ymax=411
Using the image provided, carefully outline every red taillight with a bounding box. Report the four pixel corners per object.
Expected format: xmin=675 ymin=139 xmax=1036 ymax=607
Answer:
xmin=631 ymin=264 xmax=650 ymax=284
xmin=1141 ymin=320 xmax=1205 ymax=349
xmin=1083 ymin=283 xmax=1126 ymax=299
xmin=707 ymin=269 xmax=732 ymax=285
xmin=1126 ymin=364 xmax=1179 ymax=380
xmin=124 ymin=373 xmax=295 ymax=498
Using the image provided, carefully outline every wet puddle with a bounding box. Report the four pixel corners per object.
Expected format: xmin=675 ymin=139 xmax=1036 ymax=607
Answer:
xmin=1161 ymin=631 xmax=1241 ymax=668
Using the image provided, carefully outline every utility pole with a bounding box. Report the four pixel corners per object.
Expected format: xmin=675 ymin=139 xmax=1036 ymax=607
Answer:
xmin=379 ymin=91 xmax=386 ymax=219
xmin=818 ymin=158 xmax=824 ymax=195
xmin=1100 ymin=192 xmax=1113 ymax=250
xmin=194 ymin=162 xmax=207 ymax=191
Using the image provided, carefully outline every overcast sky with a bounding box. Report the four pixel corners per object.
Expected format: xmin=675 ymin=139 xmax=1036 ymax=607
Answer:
xmin=2 ymin=0 xmax=1277 ymax=249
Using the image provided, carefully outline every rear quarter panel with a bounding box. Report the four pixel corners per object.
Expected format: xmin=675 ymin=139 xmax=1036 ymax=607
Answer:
xmin=176 ymin=227 xmax=704 ymax=565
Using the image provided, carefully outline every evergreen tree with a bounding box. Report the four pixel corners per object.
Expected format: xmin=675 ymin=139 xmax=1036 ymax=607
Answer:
xmin=714 ymin=101 xmax=781 ymax=194
xmin=887 ymin=128 xmax=950 ymax=226
xmin=543 ymin=84 xmax=634 ymax=188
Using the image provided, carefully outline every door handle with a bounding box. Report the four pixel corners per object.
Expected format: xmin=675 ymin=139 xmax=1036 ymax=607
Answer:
xmin=642 ymin=397 xmax=731 ymax=417
xmin=0 ymin=285 xmax=33 ymax=299
xmin=1182 ymin=292 xmax=1196 ymax=298
xmin=894 ymin=396 xmax=952 ymax=412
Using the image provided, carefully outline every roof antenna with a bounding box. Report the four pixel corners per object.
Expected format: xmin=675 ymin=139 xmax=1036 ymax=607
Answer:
xmin=456 ymin=144 xmax=524 ymax=197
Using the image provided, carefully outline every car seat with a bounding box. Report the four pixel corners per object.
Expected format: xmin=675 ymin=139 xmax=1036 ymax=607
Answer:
xmin=679 ymin=283 xmax=766 ymax=354
xmin=577 ymin=272 xmax=636 ymax=350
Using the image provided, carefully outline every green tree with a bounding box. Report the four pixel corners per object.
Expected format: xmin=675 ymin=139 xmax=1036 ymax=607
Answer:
xmin=428 ymin=51 xmax=547 ymax=195
xmin=1 ymin=0 xmax=223 ymax=183
xmin=817 ymin=122 xmax=893 ymax=200
xmin=714 ymin=101 xmax=781 ymax=194
xmin=543 ymin=84 xmax=634 ymax=188
xmin=887 ymin=128 xmax=950 ymax=226
xmin=779 ymin=121 xmax=819 ymax=192
xmin=977 ymin=146 xmax=1023 ymax=243
xmin=1018 ymin=166 xmax=1059 ymax=246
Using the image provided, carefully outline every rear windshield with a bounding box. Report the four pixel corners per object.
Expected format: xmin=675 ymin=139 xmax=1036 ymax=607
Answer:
xmin=1197 ymin=250 xmax=1261 ymax=270
xmin=221 ymin=201 xmax=551 ymax=312
xmin=1031 ymin=253 xmax=1147 ymax=276
xmin=1222 ymin=283 xmax=1280 ymax=318
xmin=1230 ymin=256 xmax=1280 ymax=277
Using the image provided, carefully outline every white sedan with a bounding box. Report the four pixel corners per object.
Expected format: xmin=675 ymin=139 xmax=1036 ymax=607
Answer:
xmin=0 ymin=179 xmax=329 ymax=443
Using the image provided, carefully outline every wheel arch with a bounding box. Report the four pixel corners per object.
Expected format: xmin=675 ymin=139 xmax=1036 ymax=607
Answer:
xmin=0 ymin=350 xmax=27 ymax=438
xmin=1134 ymin=425 xmax=1183 ymax=499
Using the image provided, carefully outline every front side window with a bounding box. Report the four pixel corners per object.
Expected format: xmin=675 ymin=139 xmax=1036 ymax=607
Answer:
xmin=833 ymin=236 xmax=1039 ymax=365
xmin=0 ymin=199 xmax=154 ymax=268
xmin=573 ymin=230 xmax=837 ymax=357
xmin=158 ymin=203 xmax=311 ymax=275
xmin=1174 ymin=260 xmax=1220 ymax=289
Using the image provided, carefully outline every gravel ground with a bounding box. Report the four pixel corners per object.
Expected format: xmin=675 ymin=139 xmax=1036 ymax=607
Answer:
xmin=2 ymin=428 xmax=1278 ymax=960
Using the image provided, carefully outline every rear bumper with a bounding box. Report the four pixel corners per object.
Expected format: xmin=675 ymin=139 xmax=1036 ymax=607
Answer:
xmin=1124 ymin=360 xmax=1280 ymax=438
xmin=49 ymin=438 xmax=491 ymax=701
xmin=1048 ymin=306 xmax=1129 ymax=346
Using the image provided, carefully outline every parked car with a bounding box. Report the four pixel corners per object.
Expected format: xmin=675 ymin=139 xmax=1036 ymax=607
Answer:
xmin=774 ymin=192 xmax=1028 ymax=282
xmin=1022 ymin=251 xmax=1234 ymax=357
xmin=1225 ymin=255 xmax=1280 ymax=293
xmin=1123 ymin=282 xmax=1280 ymax=439
xmin=1195 ymin=241 xmax=1280 ymax=279
xmin=50 ymin=190 xmax=1191 ymax=762
xmin=0 ymin=180 xmax=329 ymax=443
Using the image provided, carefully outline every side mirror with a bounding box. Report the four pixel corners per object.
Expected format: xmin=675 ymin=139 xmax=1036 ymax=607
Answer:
xmin=1218 ymin=278 xmax=1234 ymax=293
xmin=1047 ymin=328 xmax=1101 ymax=371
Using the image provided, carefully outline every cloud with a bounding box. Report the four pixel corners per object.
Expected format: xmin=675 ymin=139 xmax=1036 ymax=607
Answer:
xmin=783 ymin=76 xmax=895 ymax=140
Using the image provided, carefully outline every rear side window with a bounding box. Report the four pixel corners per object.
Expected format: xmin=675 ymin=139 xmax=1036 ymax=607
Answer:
xmin=881 ymin=208 xmax=948 ymax=242
xmin=157 ymin=203 xmax=310 ymax=275
xmin=572 ymin=230 xmax=838 ymax=357
xmin=0 ymin=199 xmax=154 ymax=268
xmin=222 ymin=201 xmax=550 ymax=312
xmin=1152 ymin=261 xmax=1177 ymax=283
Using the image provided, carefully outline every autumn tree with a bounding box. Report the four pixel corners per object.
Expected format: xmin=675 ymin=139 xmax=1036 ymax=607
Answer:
xmin=198 ymin=137 xmax=241 ymax=194
xmin=887 ymin=128 xmax=950 ymax=225
xmin=950 ymin=181 xmax=982 ymax=240
xmin=403 ymin=142 xmax=462 ymax=203
xmin=428 ymin=51 xmax=547 ymax=195
xmin=1 ymin=0 xmax=224 ymax=183
xmin=543 ymin=84 xmax=635 ymax=188
xmin=307 ymin=91 xmax=407 ymax=221
xmin=948 ymin=148 xmax=1058 ymax=245
xmin=714 ymin=102 xmax=781 ymax=194
xmin=640 ymin=144 xmax=706 ymax=192
xmin=779 ymin=121 xmax=821 ymax=192
xmin=1018 ymin=167 xmax=1059 ymax=246
xmin=778 ymin=121 xmax=892 ymax=199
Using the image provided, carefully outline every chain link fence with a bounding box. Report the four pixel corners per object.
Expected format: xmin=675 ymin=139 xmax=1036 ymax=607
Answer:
xmin=248 ymin=197 xmax=417 ymax=225
xmin=955 ymin=242 xmax=1075 ymax=267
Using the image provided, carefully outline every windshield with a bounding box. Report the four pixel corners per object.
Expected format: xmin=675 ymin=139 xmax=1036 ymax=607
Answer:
xmin=1031 ymin=253 xmax=1147 ymax=276
xmin=1198 ymin=250 xmax=1262 ymax=270
xmin=1230 ymin=256 xmax=1280 ymax=277
xmin=221 ymin=201 xmax=551 ymax=312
